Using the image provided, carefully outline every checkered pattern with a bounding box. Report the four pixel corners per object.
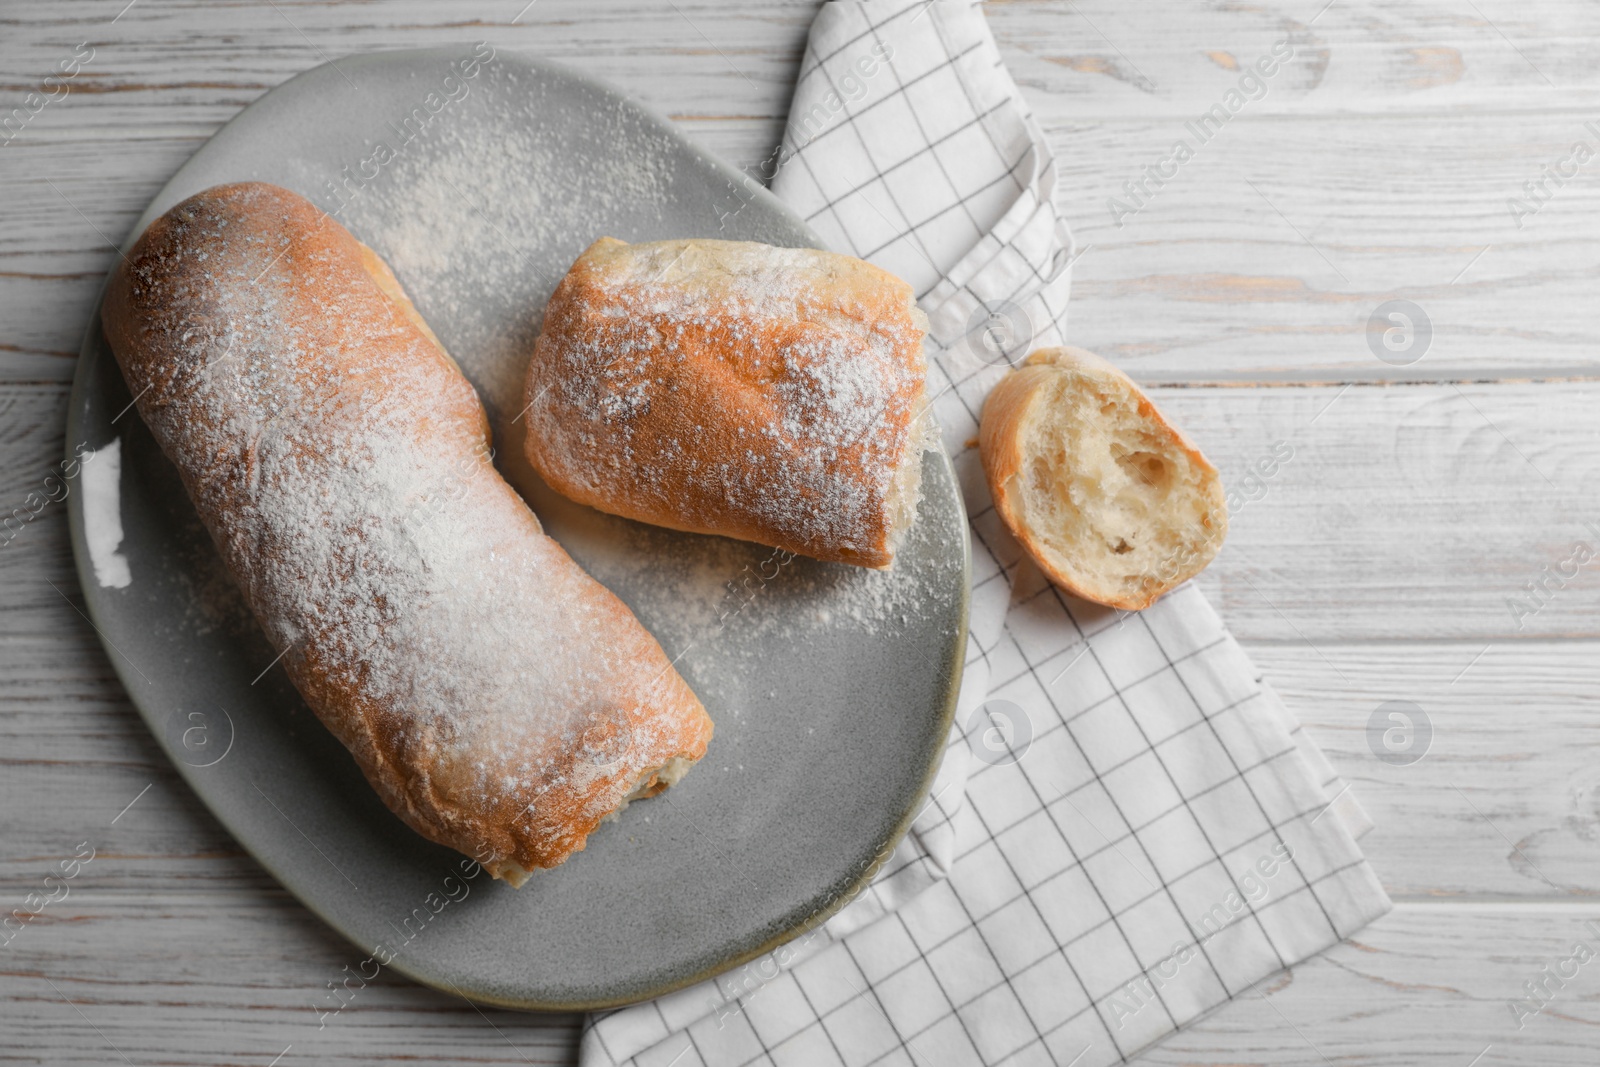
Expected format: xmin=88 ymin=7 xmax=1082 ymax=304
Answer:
xmin=580 ymin=3 xmax=1390 ymax=1065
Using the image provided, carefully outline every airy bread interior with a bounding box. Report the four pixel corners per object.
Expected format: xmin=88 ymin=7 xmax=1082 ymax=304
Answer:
xmin=881 ymin=401 xmax=936 ymax=562
xmin=490 ymin=756 xmax=697 ymax=888
xmin=602 ymin=756 xmax=696 ymax=823
xmin=1010 ymin=364 xmax=1225 ymax=609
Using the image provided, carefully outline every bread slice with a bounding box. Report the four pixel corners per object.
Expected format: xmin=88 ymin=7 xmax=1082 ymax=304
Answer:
xmin=979 ymin=346 xmax=1227 ymax=611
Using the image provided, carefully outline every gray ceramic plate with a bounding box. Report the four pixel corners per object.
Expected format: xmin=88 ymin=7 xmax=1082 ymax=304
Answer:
xmin=65 ymin=46 xmax=968 ymax=1010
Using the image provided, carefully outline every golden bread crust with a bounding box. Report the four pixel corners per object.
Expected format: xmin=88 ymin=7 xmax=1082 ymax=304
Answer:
xmin=103 ymin=182 xmax=712 ymax=882
xmin=522 ymin=238 xmax=928 ymax=568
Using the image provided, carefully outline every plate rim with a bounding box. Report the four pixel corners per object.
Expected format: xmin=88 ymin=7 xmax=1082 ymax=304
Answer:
xmin=64 ymin=44 xmax=970 ymax=1011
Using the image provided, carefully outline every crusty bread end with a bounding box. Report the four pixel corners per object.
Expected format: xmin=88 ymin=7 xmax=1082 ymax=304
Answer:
xmin=979 ymin=346 xmax=1227 ymax=611
xmin=523 ymin=237 xmax=930 ymax=569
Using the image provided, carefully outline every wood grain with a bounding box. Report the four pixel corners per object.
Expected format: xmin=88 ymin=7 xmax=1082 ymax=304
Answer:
xmin=1144 ymin=902 xmax=1600 ymax=1067
xmin=3 ymin=1 xmax=1597 ymax=1064
xmin=1165 ymin=381 xmax=1600 ymax=641
xmin=6 ymin=897 xmax=1600 ymax=1065
xmin=22 ymin=378 xmax=1587 ymax=645
xmin=8 ymin=612 xmax=1600 ymax=900
xmin=5 ymin=1 xmax=1600 ymax=381
xmin=2 ymin=890 xmax=582 ymax=1066
xmin=1252 ymin=641 xmax=1600 ymax=901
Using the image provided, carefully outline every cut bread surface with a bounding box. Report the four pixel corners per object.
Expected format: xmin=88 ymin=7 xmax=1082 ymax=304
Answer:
xmin=981 ymin=347 xmax=1227 ymax=611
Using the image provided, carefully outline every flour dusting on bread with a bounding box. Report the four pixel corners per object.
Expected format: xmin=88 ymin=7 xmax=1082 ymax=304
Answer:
xmin=524 ymin=237 xmax=929 ymax=568
xmin=103 ymin=183 xmax=713 ymax=883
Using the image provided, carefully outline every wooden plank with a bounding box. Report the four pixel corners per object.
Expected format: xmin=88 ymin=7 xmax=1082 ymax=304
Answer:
xmin=1185 ymin=363 xmax=1600 ymax=899
xmin=4 ymin=896 xmax=1599 ymax=1065
xmin=8 ymin=626 xmax=1598 ymax=900
xmin=994 ymin=0 xmax=1600 ymax=117
xmin=4 ymin=0 xmax=1596 ymax=134
xmin=1161 ymin=380 xmax=1600 ymax=642
xmin=20 ymin=377 xmax=1593 ymax=644
xmin=1251 ymin=641 xmax=1600 ymax=900
xmin=0 ymin=891 xmax=581 ymax=1066
xmin=1144 ymin=901 xmax=1600 ymax=1067
xmin=14 ymin=106 xmax=1600 ymax=383
xmin=6 ymin=3 xmax=1600 ymax=382
xmin=1054 ymin=111 xmax=1600 ymax=382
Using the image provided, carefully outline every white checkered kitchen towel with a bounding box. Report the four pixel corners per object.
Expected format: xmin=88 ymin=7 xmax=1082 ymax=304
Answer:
xmin=580 ymin=3 xmax=1392 ymax=1065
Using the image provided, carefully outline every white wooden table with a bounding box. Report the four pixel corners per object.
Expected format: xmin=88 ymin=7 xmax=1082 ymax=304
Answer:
xmin=4 ymin=2 xmax=1598 ymax=1063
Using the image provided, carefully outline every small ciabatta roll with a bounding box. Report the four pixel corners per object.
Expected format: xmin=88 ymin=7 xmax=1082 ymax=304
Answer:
xmin=103 ymin=182 xmax=712 ymax=884
xmin=522 ymin=237 xmax=929 ymax=568
xmin=979 ymin=346 xmax=1227 ymax=611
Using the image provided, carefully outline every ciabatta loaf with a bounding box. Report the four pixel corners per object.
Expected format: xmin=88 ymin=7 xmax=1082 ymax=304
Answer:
xmin=522 ymin=237 xmax=929 ymax=568
xmin=979 ymin=346 xmax=1227 ymax=611
xmin=103 ymin=183 xmax=713 ymax=884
